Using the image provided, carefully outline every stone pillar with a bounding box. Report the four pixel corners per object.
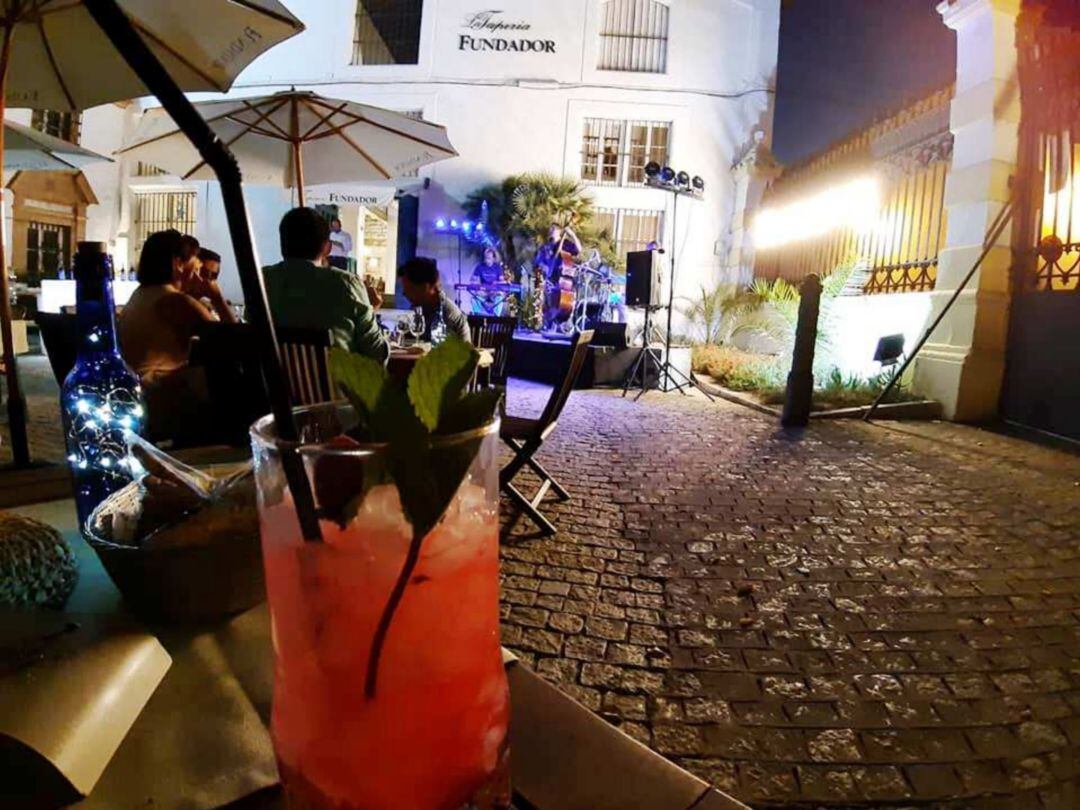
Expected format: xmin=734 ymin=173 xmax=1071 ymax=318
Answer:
xmin=914 ymin=0 xmax=1021 ymax=420
xmin=724 ymin=133 xmax=780 ymax=286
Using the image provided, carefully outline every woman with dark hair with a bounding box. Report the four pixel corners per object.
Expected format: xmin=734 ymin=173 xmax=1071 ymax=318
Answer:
xmin=118 ymin=230 xmax=233 ymax=442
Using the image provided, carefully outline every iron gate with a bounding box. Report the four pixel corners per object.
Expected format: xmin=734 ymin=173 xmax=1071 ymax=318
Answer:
xmin=999 ymin=2 xmax=1080 ymax=441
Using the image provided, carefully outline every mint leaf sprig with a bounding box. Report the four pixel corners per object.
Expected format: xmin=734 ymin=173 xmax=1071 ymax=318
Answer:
xmin=324 ymin=336 xmax=501 ymax=699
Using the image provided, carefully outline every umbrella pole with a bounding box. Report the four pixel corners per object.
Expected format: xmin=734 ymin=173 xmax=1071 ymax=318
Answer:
xmin=290 ymin=96 xmax=305 ymax=206
xmin=0 ymin=24 xmax=30 ymax=467
xmin=294 ymin=141 xmax=305 ymax=207
xmin=84 ymin=0 xmax=322 ymax=542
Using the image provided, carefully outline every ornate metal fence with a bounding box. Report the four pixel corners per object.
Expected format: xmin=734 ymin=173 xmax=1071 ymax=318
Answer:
xmin=754 ymin=87 xmax=953 ymax=295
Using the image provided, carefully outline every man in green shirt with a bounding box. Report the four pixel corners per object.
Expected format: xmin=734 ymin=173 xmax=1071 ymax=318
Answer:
xmin=262 ymin=207 xmax=389 ymax=363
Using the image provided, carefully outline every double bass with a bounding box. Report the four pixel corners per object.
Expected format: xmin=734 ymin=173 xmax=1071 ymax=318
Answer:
xmin=549 ymin=217 xmax=581 ymax=322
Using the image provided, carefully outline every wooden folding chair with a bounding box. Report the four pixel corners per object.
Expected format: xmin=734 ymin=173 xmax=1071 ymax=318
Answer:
xmin=189 ymin=322 xmax=267 ymax=446
xmin=34 ymin=311 xmax=79 ymax=385
xmin=468 ymin=314 xmax=517 ymax=387
xmin=276 ymin=326 xmax=334 ymax=406
xmin=500 ymin=330 xmax=594 ymax=536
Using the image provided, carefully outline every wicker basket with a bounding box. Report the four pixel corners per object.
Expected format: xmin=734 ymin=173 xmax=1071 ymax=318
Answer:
xmin=85 ymin=477 xmax=265 ymax=622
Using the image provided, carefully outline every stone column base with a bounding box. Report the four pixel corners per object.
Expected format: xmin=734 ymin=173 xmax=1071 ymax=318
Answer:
xmin=915 ymin=342 xmax=1008 ymax=422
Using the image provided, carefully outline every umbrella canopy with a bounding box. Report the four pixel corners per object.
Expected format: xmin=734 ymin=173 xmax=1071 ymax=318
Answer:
xmin=120 ymin=90 xmax=458 ymax=204
xmin=0 ymin=0 xmax=304 ymax=468
xmin=3 ymin=0 xmax=303 ymax=110
xmin=3 ymin=118 xmax=110 ymax=171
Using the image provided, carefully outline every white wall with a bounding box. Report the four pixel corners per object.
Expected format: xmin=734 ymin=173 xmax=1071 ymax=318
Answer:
xmin=826 ymin=293 xmax=933 ymax=380
xmin=39 ymin=0 xmax=780 ymax=309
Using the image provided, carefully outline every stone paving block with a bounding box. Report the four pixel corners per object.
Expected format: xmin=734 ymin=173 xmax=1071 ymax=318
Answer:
xmin=904 ymin=763 xmax=964 ymax=799
xmin=807 ymin=728 xmax=863 ymax=763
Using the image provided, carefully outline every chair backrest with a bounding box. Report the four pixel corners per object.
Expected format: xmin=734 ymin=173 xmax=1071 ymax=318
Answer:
xmin=189 ymin=321 xmax=268 ymax=445
xmin=277 ymin=326 xmax=334 ymax=406
xmin=467 ymin=315 xmax=517 ymax=383
xmin=536 ymin=330 xmax=593 ymax=438
xmin=34 ymin=312 xmax=79 ymax=385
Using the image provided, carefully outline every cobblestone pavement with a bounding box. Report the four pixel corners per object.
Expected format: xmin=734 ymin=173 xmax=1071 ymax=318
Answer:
xmin=498 ymin=381 xmax=1080 ymax=809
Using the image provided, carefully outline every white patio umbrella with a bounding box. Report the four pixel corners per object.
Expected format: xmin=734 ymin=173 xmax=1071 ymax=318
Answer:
xmin=3 ymin=118 xmax=111 ymax=171
xmin=0 ymin=0 xmax=304 ymax=466
xmin=120 ymin=90 xmax=458 ymax=205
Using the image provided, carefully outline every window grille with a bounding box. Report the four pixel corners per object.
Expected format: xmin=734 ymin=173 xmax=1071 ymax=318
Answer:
xmin=352 ymin=0 xmax=422 ymax=65
xmin=26 ymin=221 xmax=72 ymax=279
xmin=31 ymin=109 xmax=81 ymax=143
xmin=596 ymin=207 xmax=663 ymax=261
xmin=597 ymin=0 xmax=669 ymax=74
xmin=581 ymin=118 xmax=670 ymax=187
xmin=134 ymin=161 xmax=168 ymax=177
xmin=131 ymin=191 xmax=197 ymax=257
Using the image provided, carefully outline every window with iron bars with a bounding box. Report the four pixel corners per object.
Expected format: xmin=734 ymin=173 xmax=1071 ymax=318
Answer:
xmin=27 ymin=221 xmax=72 ymax=280
xmin=595 ymin=207 xmax=663 ymax=262
xmin=581 ymin=118 xmax=670 ymax=187
xmin=131 ymin=191 xmax=197 ymax=258
xmin=352 ymin=0 xmax=422 ymax=65
xmin=597 ymin=0 xmax=669 ymax=74
xmin=134 ymin=161 xmax=168 ymax=177
xmin=31 ymin=109 xmax=81 ymax=144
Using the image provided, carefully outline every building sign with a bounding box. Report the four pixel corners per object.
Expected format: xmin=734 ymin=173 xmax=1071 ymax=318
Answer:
xmin=457 ymin=10 xmax=555 ymax=54
xmin=303 ymin=184 xmax=396 ymax=208
xmin=436 ymin=0 xmax=582 ymax=81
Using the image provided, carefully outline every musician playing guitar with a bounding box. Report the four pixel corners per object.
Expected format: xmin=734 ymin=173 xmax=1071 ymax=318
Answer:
xmin=535 ymin=219 xmax=582 ymax=328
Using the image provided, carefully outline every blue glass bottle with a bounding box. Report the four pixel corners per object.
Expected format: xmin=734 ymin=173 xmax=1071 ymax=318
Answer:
xmin=62 ymin=241 xmax=145 ymax=530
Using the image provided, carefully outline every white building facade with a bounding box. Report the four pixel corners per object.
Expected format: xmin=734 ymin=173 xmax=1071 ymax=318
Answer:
xmin=6 ymin=0 xmax=779 ymax=311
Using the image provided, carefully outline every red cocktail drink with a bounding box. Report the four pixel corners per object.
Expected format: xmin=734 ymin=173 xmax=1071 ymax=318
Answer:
xmin=251 ymin=405 xmax=508 ymax=809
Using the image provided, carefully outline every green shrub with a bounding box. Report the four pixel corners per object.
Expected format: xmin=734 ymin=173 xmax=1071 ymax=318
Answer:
xmin=691 ymin=345 xmax=781 ymax=391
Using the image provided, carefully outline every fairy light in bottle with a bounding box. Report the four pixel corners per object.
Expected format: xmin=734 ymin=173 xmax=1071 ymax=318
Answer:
xmin=61 ymin=241 xmax=145 ymax=530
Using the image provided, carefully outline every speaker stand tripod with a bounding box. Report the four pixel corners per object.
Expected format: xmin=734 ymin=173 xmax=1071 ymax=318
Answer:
xmin=622 ymin=304 xmax=665 ymax=401
xmin=622 ymin=190 xmax=714 ymax=402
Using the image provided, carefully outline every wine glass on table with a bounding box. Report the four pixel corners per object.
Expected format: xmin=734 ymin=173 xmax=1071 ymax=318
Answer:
xmin=409 ymin=308 xmax=426 ymax=346
xmin=395 ymin=314 xmax=412 ymax=348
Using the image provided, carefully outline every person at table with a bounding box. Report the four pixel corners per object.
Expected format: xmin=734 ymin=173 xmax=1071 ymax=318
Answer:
xmin=469 ymin=247 xmax=508 ymax=316
xmin=263 ymin=207 xmax=388 ymax=362
xmin=197 ymin=247 xmax=222 ymax=283
xmin=327 ymin=217 xmax=353 ymax=271
xmin=185 ymin=246 xmax=240 ymax=321
xmin=400 ymin=256 xmax=471 ymax=343
xmin=118 ymin=230 xmax=227 ymax=441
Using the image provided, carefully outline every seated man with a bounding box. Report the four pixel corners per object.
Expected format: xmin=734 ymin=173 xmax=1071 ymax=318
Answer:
xmin=400 ymin=257 xmax=471 ymax=344
xmin=263 ymin=207 xmax=388 ymax=362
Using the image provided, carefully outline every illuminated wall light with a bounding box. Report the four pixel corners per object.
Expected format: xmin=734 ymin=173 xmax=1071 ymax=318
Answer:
xmin=435 ymin=217 xmax=447 ymax=229
xmin=754 ymin=175 xmax=882 ymax=250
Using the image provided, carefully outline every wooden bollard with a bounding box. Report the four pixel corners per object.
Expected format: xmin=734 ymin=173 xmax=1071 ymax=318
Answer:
xmin=781 ymin=274 xmax=822 ymax=428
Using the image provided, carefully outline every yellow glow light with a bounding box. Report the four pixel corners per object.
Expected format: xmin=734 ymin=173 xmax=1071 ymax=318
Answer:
xmin=754 ymin=176 xmax=882 ymax=250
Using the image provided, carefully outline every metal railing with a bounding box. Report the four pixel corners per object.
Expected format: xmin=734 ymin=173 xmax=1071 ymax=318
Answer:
xmin=755 ymin=87 xmax=954 ymax=295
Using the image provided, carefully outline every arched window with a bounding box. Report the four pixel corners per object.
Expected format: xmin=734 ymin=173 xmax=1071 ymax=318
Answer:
xmin=597 ymin=0 xmax=669 ymax=74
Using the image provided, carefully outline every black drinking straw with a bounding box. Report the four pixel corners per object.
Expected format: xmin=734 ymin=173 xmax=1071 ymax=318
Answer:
xmin=85 ymin=0 xmax=323 ymax=542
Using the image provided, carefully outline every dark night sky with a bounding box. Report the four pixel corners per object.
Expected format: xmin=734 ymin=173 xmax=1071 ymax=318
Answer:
xmin=772 ymin=0 xmax=957 ymax=165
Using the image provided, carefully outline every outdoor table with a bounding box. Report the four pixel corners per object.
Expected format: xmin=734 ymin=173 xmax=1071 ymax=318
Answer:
xmin=5 ymin=496 xmax=747 ymax=810
xmin=389 ymin=345 xmax=494 ymax=383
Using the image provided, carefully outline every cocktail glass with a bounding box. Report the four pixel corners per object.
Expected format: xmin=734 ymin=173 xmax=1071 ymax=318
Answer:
xmin=251 ymin=403 xmax=509 ymax=810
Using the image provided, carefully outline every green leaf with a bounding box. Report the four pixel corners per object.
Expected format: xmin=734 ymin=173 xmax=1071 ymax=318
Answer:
xmin=438 ymin=388 xmax=503 ymax=435
xmin=329 ymin=347 xmax=387 ymax=418
xmin=406 ymin=337 xmax=478 ymax=431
